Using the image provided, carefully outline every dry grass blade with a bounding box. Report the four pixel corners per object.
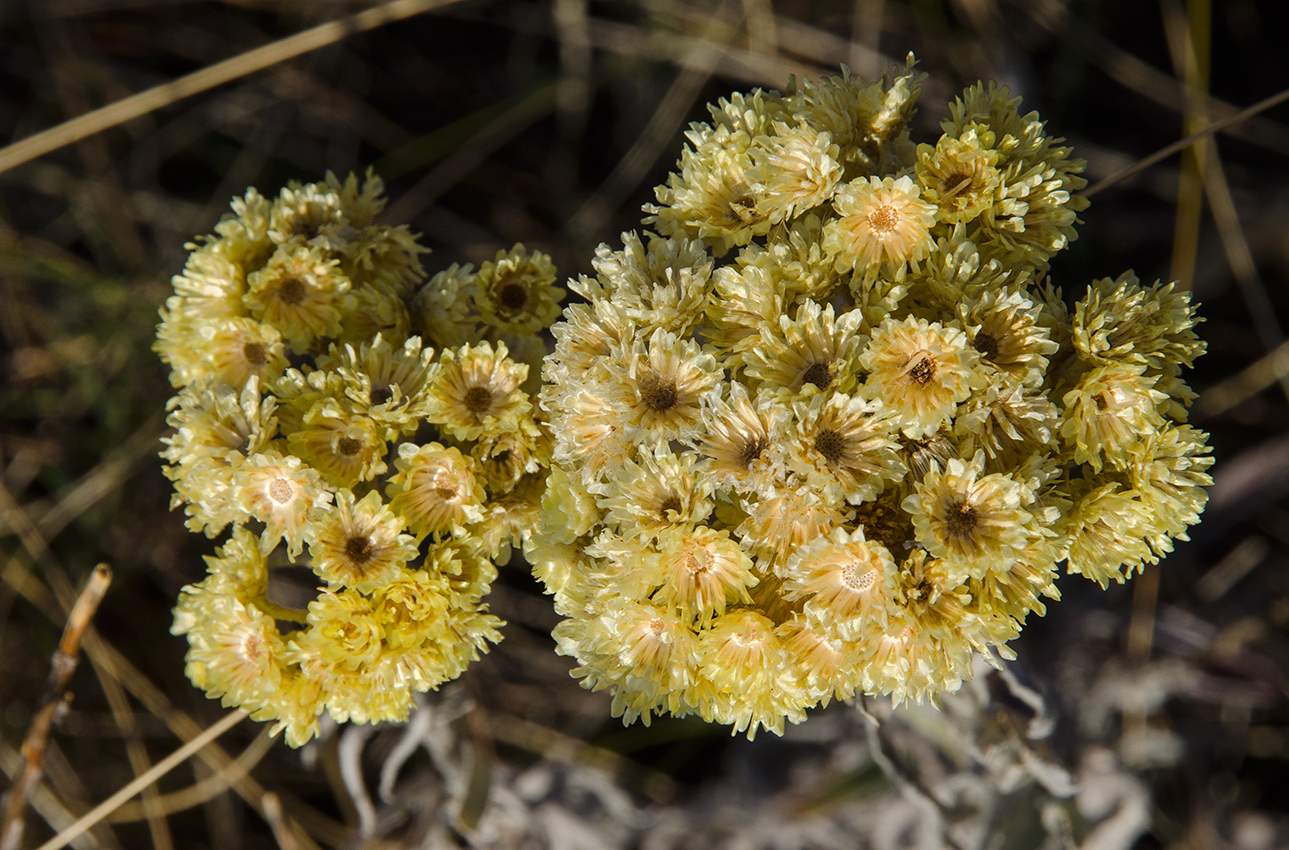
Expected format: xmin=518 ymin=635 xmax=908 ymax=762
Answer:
xmin=1194 ymin=338 xmax=1289 ymax=420
xmin=567 ymin=0 xmax=741 ymax=242
xmin=33 ymin=710 xmax=245 ymax=850
xmin=106 ymin=729 xmax=275 ymax=824
xmin=0 ymin=0 xmax=462 ymax=176
xmin=1085 ymin=84 xmax=1289 ymax=198
xmin=0 ymin=564 xmax=111 ymax=850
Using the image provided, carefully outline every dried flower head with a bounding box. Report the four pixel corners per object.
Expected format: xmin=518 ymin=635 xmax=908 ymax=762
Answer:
xmin=524 ymin=63 xmax=1208 ymax=739
xmin=161 ymin=173 xmax=558 ymax=746
xmin=823 ymin=175 xmax=937 ymax=273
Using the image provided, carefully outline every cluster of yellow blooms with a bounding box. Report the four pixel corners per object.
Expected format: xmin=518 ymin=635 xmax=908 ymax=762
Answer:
xmin=531 ymin=60 xmax=1213 ymax=737
xmin=157 ymin=173 xmax=561 ymax=746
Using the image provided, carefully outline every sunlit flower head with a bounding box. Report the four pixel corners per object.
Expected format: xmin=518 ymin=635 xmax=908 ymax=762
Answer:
xmin=286 ymin=401 xmax=387 ymax=489
xmin=861 ymin=316 xmax=982 ymax=438
xmin=425 ymin=340 xmax=531 ymax=441
xmin=747 ymin=123 xmax=842 ymax=221
xmin=647 ymin=133 xmax=772 ymax=255
xmin=958 ymin=287 xmax=1059 ymax=387
xmin=697 ymin=381 xmax=783 ymax=494
xmin=177 ymin=593 xmax=285 ymax=713
xmin=386 ymin=442 xmax=485 ymax=539
xmin=651 ymin=526 xmax=756 ymax=625
xmin=903 ymin=454 xmax=1036 ymax=580
xmin=693 ymin=609 xmax=805 ymax=737
xmin=599 ymin=442 xmax=713 ymax=542
xmin=782 ymin=527 xmax=897 ymax=640
xmin=578 ymin=232 xmax=714 ymax=337
xmin=1059 ymin=482 xmax=1156 ymax=588
xmin=236 ymin=450 xmax=332 ymax=557
xmin=159 ymin=316 xmax=288 ymax=390
xmin=306 ymin=489 xmax=418 ymax=592
xmin=915 ymin=126 xmax=1002 ymax=224
xmin=736 ymin=484 xmax=846 ymax=570
xmin=550 ymin=385 xmax=633 ymax=484
xmin=823 ymin=175 xmax=937 ymax=273
xmin=600 ymin=327 xmax=720 ymax=443
xmin=742 ymin=300 xmax=867 ymax=400
xmin=320 ymin=334 xmax=437 ymax=438
xmin=1072 ymin=272 xmax=1205 ymax=370
xmin=243 ymin=238 xmax=351 ymax=353
xmin=1060 ymin=361 xmax=1166 ymax=473
xmin=704 ymin=263 xmax=787 ymax=357
xmin=785 ymin=392 xmax=904 ymax=505
xmin=952 ymin=383 xmax=1058 ymax=471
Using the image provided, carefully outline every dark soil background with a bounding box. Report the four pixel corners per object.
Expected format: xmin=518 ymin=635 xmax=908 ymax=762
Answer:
xmin=1 ymin=1 xmax=1288 ymax=848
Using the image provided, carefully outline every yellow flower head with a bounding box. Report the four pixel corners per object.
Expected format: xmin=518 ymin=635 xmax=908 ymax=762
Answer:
xmin=235 ymin=450 xmax=332 ymax=557
xmin=903 ymin=453 xmax=1036 ymax=580
xmin=425 ymin=340 xmax=531 ymax=441
xmin=823 ymin=175 xmax=937 ymax=273
xmin=243 ymin=238 xmax=351 ymax=353
xmin=1060 ymin=361 xmax=1166 ymax=472
xmin=650 ymin=526 xmax=756 ymax=626
xmin=305 ymin=489 xmax=418 ymax=592
xmin=386 ymin=442 xmax=485 ymax=539
xmin=697 ymin=381 xmax=782 ymax=495
xmin=286 ymin=401 xmax=387 ymax=489
xmin=785 ymin=392 xmax=904 ymax=505
xmin=742 ymin=300 xmax=867 ymax=400
xmin=601 ymin=327 xmax=720 ymax=443
xmin=861 ymin=316 xmax=982 ymax=438
xmin=915 ymin=126 xmax=1003 ymax=224
xmin=782 ymin=526 xmax=897 ymax=641
xmin=474 ymin=244 xmax=564 ymax=335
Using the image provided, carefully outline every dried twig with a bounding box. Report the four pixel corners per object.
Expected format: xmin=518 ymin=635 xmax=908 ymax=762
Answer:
xmin=1085 ymin=83 xmax=1289 ymax=198
xmin=0 ymin=563 xmax=112 ymax=850
xmin=33 ymin=710 xmax=245 ymax=850
xmin=0 ymin=0 xmax=463 ymax=176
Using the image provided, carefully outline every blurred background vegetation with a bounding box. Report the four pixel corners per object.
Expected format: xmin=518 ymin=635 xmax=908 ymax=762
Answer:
xmin=1 ymin=0 xmax=1288 ymax=848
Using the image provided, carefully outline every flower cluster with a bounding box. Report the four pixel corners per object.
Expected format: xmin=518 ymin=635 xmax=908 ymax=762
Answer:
xmin=158 ymin=172 xmax=560 ymax=746
xmin=533 ymin=60 xmax=1212 ymax=737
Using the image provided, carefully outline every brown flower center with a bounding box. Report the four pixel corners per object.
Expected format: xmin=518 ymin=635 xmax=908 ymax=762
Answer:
xmin=1093 ymin=392 xmax=1109 ymax=412
xmin=659 ymin=495 xmax=683 ymax=520
xmin=268 ymin=477 xmax=294 ymax=504
xmin=345 ymin=535 xmax=374 ymax=564
xmin=243 ymin=341 xmax=269 ymax=366
xmin=738 ymin=438 xmax=766 ymax=467
xmin=277 ymin=277 xmax=307 ymax=305
xmin=940 ymin=172 xmax=972 ymax=199
xmin=908 ymin=356 xmax=936 ymax=386
xmin=973 ymin=331 xmax=1000 ymax=361
xmin=800 ymin=361 xmax=832 ymax=390
xmin=498 ymin=280 xmax=529 ymax=317
xmin=641 ymin=375 xmax=678 ymax=412
xmin=464 ymin=386 xmax=494 ymax=414
xmin=337 ymin=436 xmax=362 ymax=456
xmin=370 ymin=386 xmax=393 ymax=406
xmin=435 ymin=485 xmax=458 ymax=501
xmin=944 ymin=500 xmax=977 ymax=541
xmin=867 ymin=204 xmax=900 ymax=235
xmin=815 ymin=429 xmax=846 ymax=464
